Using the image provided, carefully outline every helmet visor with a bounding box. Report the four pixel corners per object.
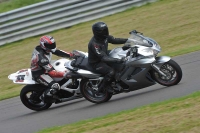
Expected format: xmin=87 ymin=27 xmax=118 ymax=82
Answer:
xmin=44 ymin=42 xmax=56 ymax=49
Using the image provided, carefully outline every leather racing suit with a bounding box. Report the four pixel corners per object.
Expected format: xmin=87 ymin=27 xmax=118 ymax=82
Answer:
xmin=31 ymin=46 xmax=71 ymax=89
xmin=88 ymin=35 xmax=127 ymax=92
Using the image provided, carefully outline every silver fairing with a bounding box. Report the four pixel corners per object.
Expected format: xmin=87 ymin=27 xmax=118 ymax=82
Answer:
xmin=77 ymin=69 xmax=101 ymax=78
xmin=109 ymin=47 xmax=128 ymax=59
xmin=107 ymin=33 xmax=163 ymax=90
xmin=64 ymin=60 xmax=101 ymax=79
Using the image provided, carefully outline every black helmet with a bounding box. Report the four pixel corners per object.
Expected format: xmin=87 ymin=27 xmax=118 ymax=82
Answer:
xmin=92 ymin=22 xmax=109 ymax=40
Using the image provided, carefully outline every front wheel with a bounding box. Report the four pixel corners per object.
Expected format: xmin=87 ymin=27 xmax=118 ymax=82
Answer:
xmin=20 ymin=85 xmax=52 ymax=111
xmin=151 ymin=59 xmax=182 ymax=86
xmin=80 ymin=79 xmax=112 ymax=104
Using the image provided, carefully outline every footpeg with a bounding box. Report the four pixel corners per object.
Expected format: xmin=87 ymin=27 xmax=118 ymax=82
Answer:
xmin=115 ymin=83 xmax=122 ymax=91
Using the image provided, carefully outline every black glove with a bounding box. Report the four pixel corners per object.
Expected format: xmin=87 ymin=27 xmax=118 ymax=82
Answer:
xmin=122 ymin=44 xmax=131 ymax=50
xmin=70 ymin=51 xmax=80 ymax=59
xmin=116 ymin=57 xmax=126 ymax=63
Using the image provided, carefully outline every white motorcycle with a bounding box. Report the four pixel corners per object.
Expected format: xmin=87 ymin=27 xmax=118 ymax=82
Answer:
xmin=8 ymin=59 xmax=83 ymax=111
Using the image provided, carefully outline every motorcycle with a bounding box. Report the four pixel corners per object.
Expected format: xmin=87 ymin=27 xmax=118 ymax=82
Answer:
xmin=65 ymin=30 xmax=182 ymax=104
xmin=8 ymin=58 xmax=83 ymax=111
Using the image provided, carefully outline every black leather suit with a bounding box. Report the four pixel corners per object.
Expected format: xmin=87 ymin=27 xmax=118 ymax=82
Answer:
xmin=88 ymin=35 xmax=127 ymax=84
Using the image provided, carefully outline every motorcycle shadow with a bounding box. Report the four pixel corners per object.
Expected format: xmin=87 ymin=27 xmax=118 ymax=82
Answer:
xmin=70 ymin=84 xmax=183 ymax=111
xmin=6 ymin=98 xmax=85 ymax=121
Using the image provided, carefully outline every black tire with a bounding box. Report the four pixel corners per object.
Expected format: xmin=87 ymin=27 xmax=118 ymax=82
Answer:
xmin=80 ymin=79 xmax=112 ymax=104
xmin=151 ymin=59 xmax=182 ymax=86
xmin=20 ymin=85 xmax=52 ymax=111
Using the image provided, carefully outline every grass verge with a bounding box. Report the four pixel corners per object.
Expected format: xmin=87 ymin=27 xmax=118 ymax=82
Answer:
xmin=37 ymin=91 xmax=200 ymax=133
xmin=0 ymin=0 xmax=44 ymax=13
xmin=0 ymin=0 xmax=200 ymax=100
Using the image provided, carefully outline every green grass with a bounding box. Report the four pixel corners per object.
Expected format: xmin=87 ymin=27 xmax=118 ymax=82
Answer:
xmin=37 ymin=91 xmax=200 ymax=133
xmin=1 ymin=0 xmax=200 ymax=101
xmin=0 ymin=0 xmax=44 ymax=13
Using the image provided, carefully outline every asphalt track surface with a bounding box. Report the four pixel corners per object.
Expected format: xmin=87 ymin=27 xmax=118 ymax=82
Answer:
xmin=0 ymin=51 xmax=200 ymax=133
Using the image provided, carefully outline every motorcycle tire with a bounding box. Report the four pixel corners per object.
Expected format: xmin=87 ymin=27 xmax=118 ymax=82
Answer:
xmin=151 ymin=59 xmax=182 ymax=86
xmin=80 ymin=79 xmax=112 ymax=104
xmin=20 ymin=85 xmax=52 ymax=111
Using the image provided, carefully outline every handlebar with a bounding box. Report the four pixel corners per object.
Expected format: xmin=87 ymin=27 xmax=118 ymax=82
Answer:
xmin=126 ymin=46 xmax=138 ymax=58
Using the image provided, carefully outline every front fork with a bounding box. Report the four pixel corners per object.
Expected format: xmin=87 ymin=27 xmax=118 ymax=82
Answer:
xmin=151 ymin=64 xmax=167 ymax=76
xmin=151 ymin=56 xmax=171 ymax=76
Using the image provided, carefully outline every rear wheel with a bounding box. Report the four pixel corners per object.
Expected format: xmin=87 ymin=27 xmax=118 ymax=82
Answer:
xmin=151 ymin=59 xmax=182 ymax=86
xmin=20 ymin=85 xmax=52 ymax=111
xmin=80 ymin=79 xmax=112 ymax=104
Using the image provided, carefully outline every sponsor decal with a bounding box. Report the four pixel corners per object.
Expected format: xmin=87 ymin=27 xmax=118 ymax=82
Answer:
xmin=15 ymin=75 xmax=25 ymax=82
xmin=94 ymin=44 xmax=101 ymax=54
xmin=41 ymin=59 xmax=48 ymax=63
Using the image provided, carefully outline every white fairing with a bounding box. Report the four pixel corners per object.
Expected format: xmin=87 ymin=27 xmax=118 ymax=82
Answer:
xmin=8 ymin=69 xmax=35 ymax=84
xmin=52 ymin=59 xmax=70 ymax=72
xmin=52 ymin=59 xmax=70 ymax=81
xmin=8 ymin=59 xmax=71 ymax=84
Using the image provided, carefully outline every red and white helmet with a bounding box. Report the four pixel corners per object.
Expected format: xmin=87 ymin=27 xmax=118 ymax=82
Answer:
xmin=40 ymin=35 xmax=56 ymax=52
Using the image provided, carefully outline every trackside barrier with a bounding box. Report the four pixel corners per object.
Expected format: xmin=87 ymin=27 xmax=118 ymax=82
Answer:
xmin=0 ymin=0 xmax=157 ymax=46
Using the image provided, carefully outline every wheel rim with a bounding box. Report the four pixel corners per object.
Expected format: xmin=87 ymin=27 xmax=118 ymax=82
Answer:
xmin=83 ymin=80 xmax=108 ymax=102
xmin=154 ymin=63 xmax=178 ymax=85
xmin=24 ymin=90 xmax=47 ymax=108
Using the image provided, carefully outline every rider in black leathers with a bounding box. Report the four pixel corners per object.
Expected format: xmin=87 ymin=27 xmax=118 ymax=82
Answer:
xmin=88 ymin=22 xmax=128 ymax=93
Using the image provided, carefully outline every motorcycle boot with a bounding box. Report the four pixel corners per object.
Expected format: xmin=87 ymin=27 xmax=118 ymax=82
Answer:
xmin=49 ymin=82 xmax=60 ymax=95
xmin=42 ymin=82 xmax=61 ymax=103
xmin=98 ymin=71 xmax=115 ymax=94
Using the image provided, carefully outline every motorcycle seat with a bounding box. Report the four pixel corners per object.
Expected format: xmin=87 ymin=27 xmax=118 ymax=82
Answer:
xmin=76 ymin=58 xmax=98 ymax=73
xmin=74 ymin=57 xmax=97 ymax=73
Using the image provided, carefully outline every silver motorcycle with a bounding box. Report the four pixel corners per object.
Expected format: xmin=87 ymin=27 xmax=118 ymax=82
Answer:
xmin=65 ymin=30 xmax=182 ymax=103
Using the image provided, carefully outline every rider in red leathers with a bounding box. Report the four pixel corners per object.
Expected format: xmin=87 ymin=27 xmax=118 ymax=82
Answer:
xmin=31 ymin=35 xmax=74 ymax=97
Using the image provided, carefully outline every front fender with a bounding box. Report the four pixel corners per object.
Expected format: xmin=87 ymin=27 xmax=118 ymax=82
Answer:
xmin=155 ymin=56 xmax=171 ymax=68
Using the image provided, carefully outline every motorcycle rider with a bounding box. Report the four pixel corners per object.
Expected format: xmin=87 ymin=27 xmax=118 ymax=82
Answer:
xmin=88 ymin=22 xmax=128 ymax=93
xmin=31 ymin=35 xmax=75 ymax=98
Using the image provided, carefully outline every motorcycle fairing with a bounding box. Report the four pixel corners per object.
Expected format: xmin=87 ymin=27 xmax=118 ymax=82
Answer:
xmin=120 ymin=64 xmax=156 ymax=91
xmin=126 ymin=56 xmax=155 ymax=67
xmin=76 ymin=69 xmax=101 ymax=79
xmin=109 ymin=47 xmax=128 ymax=59
xmin=8 ymin=69 xmax=36 ymax=84
xmin=8 ymin=59 xmax=70 ymax=84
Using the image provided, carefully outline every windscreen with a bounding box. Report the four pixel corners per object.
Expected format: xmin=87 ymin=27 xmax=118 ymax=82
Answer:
xmin=125 ymin=33 xmax=153 ymax=47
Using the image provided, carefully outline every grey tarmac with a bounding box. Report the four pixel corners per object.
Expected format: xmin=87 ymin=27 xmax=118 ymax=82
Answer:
xmin=0 ymin=51 xmax=199 ymax=133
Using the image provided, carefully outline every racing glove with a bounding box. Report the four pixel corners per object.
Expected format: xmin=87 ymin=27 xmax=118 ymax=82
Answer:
xmin=116 ymin=57 xmax=126 ymax=63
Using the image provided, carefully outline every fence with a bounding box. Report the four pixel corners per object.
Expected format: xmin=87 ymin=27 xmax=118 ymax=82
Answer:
xmin=0 ymin=0 xmax=157 ymax=46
